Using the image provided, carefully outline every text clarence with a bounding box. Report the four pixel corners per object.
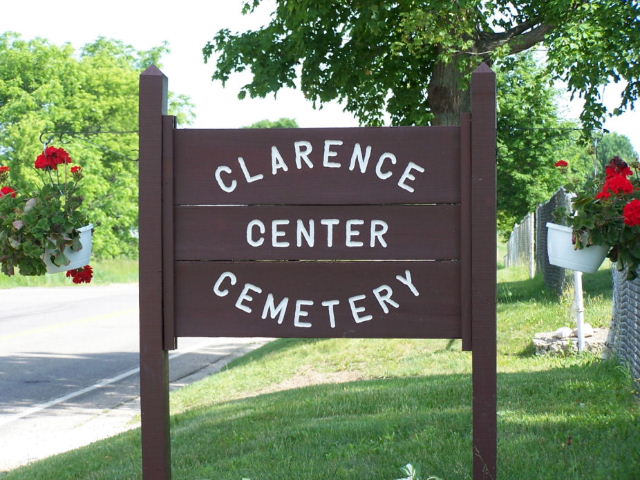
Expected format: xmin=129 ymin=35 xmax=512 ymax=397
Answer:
xmin=214 ymin=139 xmax=426 ymax=193
xmin=212 ymin=269 xmax=420 ymax=329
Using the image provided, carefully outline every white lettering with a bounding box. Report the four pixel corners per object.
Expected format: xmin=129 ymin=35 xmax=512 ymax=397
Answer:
xmin=396 ymin=270 xmax=420 ymax=296
xmin=296 ymin=219 xmax=315 ymax=248
xmin=398 ymin=161 xmax=425 ymax=193
xmin=214 ymin=165 xmax=237 ymax=193
xmin=235 ymin=283 xmax=263 ymax=313
xmin=247 ymin=219 xmax=266 ymax=247
xmin=375 ymin=152 xmax=397 ymax=180
xmin=370 ymin=220 xmax=388 ymax=248
xmin=323 ymin=140 xmax=343 ymax=168
xmin=272 ymin=219 xmax=290 ymax=248
xmin=212 ymin=271 xmax=237 ymax=297
xmin=372 ymin=284 xmax=399 ymax=314
xmin=348 ymin=294 xmax=372 ymax=323
xmin=238 ymin=156 xmax=264 ymax=183
xmin=294 ymin=141 xmax=314 ymax=169
xmin=345 ymin=219 xmax=364 ymax=247
xmin=262 ymin=294 xmax=289 ymax=324
xmin=321 ymin=300 xmax=340 ymax=328
xmin=294 ymin=299 xmax=314 ymax=328
xmin=271 ymin=146 xmax=289 ymax=175
xmin=348 ymin=143 xmax=372 ymax=173
xmin=320 ymin=219 xmax=339 ymax=247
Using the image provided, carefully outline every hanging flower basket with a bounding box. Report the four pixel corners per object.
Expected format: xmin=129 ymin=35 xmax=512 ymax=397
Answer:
xmin=546 ymin=222 xmax=607 ymax=273
xmin=553 ymin=156 xmax=640 ymax=279
xmin=1 ymin=146 xmax=94 ymax=283
xmin=43 ymin=224 xmax=93 ymax=273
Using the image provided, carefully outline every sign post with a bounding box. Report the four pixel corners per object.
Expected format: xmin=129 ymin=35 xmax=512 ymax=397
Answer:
xmin=139 ymin=64 xmax=496 ymax=479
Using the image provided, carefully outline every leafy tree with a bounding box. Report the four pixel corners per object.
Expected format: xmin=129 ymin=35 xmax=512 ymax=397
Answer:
xmin=205 ymin=0 xmax=640 ymax=133
xmin=596 ymin=132 xmax=638 ymax=167
xmin=0 ymin=33 xmax=192 ymax=258
xmin=496 ymin=53 xmax=592 ymax=234
xmin=243 ymin=117 xmax=298 ymax=128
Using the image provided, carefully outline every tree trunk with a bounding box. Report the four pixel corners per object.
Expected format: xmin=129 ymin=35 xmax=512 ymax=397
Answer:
xmin=427 ymin=55 xmax=471 ymax=126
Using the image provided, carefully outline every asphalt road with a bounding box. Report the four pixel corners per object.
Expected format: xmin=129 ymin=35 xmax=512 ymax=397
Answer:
xmin=0 ymin=283 xmax=269 ymax=471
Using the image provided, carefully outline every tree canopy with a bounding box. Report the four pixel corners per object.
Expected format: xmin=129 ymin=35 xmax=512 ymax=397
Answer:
xmin=0 ymin=33 xmax=192 ymax=258
xmin=495 ymin=53 xmax=593 ymax=233
xmin=243 ymin=117 xmax=299 ymax=128
xmin=596 ymin=132 xmax=638 ymax=167
xmin=205 ymin=0 xmax=640 ymax=132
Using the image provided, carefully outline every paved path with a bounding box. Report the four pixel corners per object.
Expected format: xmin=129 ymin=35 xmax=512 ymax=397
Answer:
xmin=0 ymin=284 xmax=269 ymax=471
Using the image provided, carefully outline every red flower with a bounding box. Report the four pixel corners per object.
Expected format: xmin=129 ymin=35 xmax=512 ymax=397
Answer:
xmin=623 ymin=199 xmax=640 ymax=226
xmin=35 ymin=146 xmax=73 ymax=170
xmin=555 ymin=160 xmax=569 ymax=168
xmin=605 ymin=156 xmax=633 ymax=178
xmin=597 ymin=173 xmax=635 ymax=199
xmin=0 ymin=186 xmax=17 ymax=198
xmin=606 ymin=174 xmax=634 ymax=194
xmin=0 ymin=166 xmax=9 ymax=183
xmin=66 ymin=264 xmax=93 ymax=284
xmin=71 ymin=166 xmax=82 ymax=174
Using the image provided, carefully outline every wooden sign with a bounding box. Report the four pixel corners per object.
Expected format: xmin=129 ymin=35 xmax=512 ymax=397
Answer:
xmin=139 ymin=64 xmax=496 ymax=479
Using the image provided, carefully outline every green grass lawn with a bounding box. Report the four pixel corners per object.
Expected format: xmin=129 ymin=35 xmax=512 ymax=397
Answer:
xmin=0 ymin=258 xmax=138 ymax=288
xmin=1 ymin=265 xmax=638 ymax=479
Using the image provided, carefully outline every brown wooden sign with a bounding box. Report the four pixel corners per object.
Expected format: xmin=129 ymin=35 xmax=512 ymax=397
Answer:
xmin=139 ymin=64 xmax=496 ymax=479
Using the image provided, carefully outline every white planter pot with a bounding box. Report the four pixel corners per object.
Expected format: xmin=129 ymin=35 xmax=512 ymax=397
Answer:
xmin=546 ymin=222 xmax=607 ymax=273
xmin=43 ymin=224 xmax=93 ymax=274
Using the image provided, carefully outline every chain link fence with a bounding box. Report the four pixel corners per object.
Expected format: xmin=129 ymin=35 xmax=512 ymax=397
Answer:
xmin=504 ymin=212 xmax=536 ymax=278
xmin=535 ymin=188 xmax=573 ymax=296
xmin=610 ymin=268 xmax=640 ymax=386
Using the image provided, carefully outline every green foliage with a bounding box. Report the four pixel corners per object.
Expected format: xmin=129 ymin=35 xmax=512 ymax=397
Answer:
xmin=243 ymin=117 xmax=299 ymax=128
xmin=205 ymin=0 xmax=640 ymax=134
xmin=546 ymin=0 xmax=640 ymax=133
xmin=596 ymin=132 xmax=638 ymax=168
xmin=495 ymin=54 xmax=590 ymax=234
xmin=0 ymin=33 xmax=192 ymax=258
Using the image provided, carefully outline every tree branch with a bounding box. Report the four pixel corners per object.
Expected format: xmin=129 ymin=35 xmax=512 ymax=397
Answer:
xmin=477 ymin=20 xmax=554 ymax=56
xmin=506 ymin=23 xmax=555 ymax=54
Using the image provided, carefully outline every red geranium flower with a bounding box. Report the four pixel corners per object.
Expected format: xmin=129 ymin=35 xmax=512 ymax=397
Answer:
xmin=623 ymin=199 xmax=640 ymax=227
xmin=605 ymin=156 xmax=633 ymax=178
xmin=71 ymin=166 xmax=82 ymax=174
xmin=0 ymin=166 xmax=9 ymax=183
xmin=66 ymin=264 xmax=93 ymax=284
xmin=554 ymin=160 xmax=569 ymax=168
xmin=35 ymin=146 xmax=73 ymax=170
xmin=0 ymin=186 xmax=17 ymax=198
xmin=597 ymin=173 xmax=635 ymax=199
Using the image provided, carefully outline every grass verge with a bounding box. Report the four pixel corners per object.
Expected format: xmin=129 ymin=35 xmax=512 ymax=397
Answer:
xmin=1 ymin=266 xmax=638 ymax=479
xmin=0 ymin=258 xmax=138 ymax=288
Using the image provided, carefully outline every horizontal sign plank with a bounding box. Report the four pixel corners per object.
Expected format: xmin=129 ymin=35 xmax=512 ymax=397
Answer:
xmin=174 ymin=126 xmax=460 ymax=205
xmin=175 ymin=261 xmax=461 ymax=338
xmin=175 ymin=205 xmax=460 ymax=261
